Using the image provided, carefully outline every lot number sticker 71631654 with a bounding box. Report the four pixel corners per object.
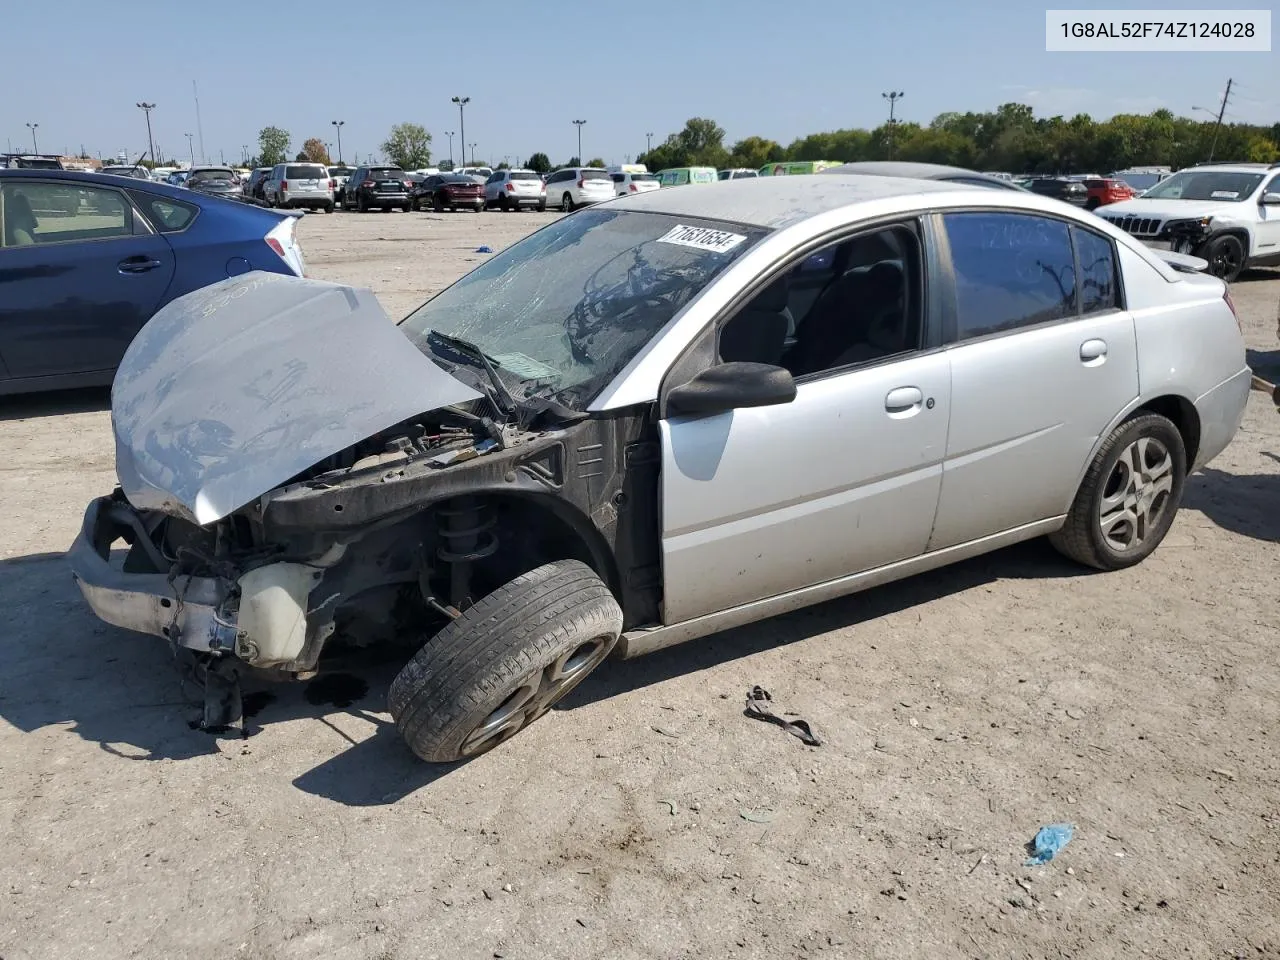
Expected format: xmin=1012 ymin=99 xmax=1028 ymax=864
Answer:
xmin=657 ymin=224 xmax=747 ymax=254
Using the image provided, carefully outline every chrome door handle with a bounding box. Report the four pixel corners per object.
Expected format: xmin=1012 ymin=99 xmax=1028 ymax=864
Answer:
xmin=885 ymin=386 xmax=924 ymax=417
xmin=1080 ymin=339 xmax=1108 ymax=364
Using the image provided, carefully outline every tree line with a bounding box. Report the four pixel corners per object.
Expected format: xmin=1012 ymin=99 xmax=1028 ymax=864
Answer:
xmin=635 ymin=105 xmax=1280 ymax=174
xmin=252 ymin=103 xmax=1279 ymax=176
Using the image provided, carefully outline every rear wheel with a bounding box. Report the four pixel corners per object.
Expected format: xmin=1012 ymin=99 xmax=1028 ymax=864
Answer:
xmin=357 ymin=193 xmax=368 ymax=213
xmin=499 ymin=195 xmax=510 ymax=212
xmin=1050 ymin=413 xmax=1186 ymax=570
xmin=388 ymin=560 xmax=622 ymax=762
xmin=402 ymin=204 xmax=412 ymax=213
xmin=561 ymin=193 xmax=574 ymax=212
xmin=433 ymin=194 xmax=444 ymax=213
xmin=538 ymin=201 xmax=547 ymax=212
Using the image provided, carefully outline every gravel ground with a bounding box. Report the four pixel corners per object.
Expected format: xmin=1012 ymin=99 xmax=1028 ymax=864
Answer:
xmin=2 ymin=208 xmax=1278 ymax=960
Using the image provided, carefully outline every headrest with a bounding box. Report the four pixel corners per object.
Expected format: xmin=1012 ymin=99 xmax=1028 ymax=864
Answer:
xmin=750 ymin=274 xmax=791 ymax=314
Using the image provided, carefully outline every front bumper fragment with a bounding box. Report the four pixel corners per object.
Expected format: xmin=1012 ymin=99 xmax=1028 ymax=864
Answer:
xmin=67 ymin=496 xmax=236 ymax=652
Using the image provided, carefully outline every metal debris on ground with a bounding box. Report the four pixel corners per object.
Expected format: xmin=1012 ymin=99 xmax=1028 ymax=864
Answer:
xmin=1025 ymin=823 xmax=1075 ymax=866
xmin=743 ymin=686 xmax=822 ymax=746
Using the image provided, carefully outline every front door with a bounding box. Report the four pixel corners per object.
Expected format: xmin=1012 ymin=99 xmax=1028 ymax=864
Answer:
xmin=658 ymin=220 xmax=950 ymax=625
xmin=0 ymin=179 xmax=175 ymax=380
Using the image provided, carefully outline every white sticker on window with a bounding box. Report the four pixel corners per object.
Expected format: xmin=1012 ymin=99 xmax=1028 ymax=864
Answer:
xmin=656 ymin=224 xmax=747 ymax=254
xmin=1209 ymin=190 xmax=1239 ymax=199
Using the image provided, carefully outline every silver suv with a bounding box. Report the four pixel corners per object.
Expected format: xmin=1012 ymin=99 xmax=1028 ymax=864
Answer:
xmin=483 ymin=169 xmax=547 ymax=211
xmin=265 ymin=162 xmax=335 ymax=213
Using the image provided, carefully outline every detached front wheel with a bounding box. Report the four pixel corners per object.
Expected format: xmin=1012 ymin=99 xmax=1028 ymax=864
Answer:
xmin=388 ymin=560 xmax=622 ymax=762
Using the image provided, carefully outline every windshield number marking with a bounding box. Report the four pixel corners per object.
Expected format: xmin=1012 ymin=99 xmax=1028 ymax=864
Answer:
xmin=657 ymin=224 xmax=747 ymax=254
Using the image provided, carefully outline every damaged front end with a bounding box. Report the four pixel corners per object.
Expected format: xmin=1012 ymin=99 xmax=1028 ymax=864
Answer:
xmin=68 ymin=272 xmax=662 ymax=729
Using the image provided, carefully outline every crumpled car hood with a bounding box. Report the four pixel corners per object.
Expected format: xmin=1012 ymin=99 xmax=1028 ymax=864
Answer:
xmin=1100 ymin=199 xmax=1247 ymax=221
xmin=111 ymin=271 xmax=480 ymax=525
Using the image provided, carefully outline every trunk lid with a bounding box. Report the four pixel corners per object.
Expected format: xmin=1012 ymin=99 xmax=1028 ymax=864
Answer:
xmin=111 ymin=273 xmax=480 ymax=525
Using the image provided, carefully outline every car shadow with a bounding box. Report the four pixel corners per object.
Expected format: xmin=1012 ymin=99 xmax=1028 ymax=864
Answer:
xmin=0 ymin=386 xmax=110 ymax=421
xmin=1183 ymin=465 xmax=1280 ymax=543
xmin=1234 ymin=267 xmax=1280 ymax=284
xmin=562 ymin=538 xmax=1086 ymax=711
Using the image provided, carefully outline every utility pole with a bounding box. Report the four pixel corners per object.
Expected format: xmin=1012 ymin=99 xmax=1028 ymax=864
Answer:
xmin=242 ymin=144 xmax=249 ymax=164
xmin=452 ymin=97 xmax=470 ymax=166
xmin=882 ymin=91 xmax=904 ymax=159
xmin=136 ymin=103 xmax=157 ymax=163
xmin=573 ymin=119 xmax=586 ymax=163
xmin=1207 ymin=78 xmax=1232 ymax=163
xmin=185 ymin=133 xmax=194 ymax=166
xmin=192 ymin=81 xmax=205 ymax=163
xmin=445 ymin=131 xmax=455 ymax=166
xmin=26 ymin=122 xmax=39 ymax=153
xmin=469 ymin=143 xmax=477 ymax=165
xmin=331 ymin=120 xmax=344 ymax=163
xmin=645 ymin=132 xmax=653 ymax=154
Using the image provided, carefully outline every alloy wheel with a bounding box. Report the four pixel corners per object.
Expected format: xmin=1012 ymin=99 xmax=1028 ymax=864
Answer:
xmin=1097 ymin=436 xmax=1174 ymax=552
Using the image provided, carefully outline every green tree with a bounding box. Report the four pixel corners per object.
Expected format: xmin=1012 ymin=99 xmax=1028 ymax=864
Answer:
xmin=257 ymin=126 xmax=290 ymax=167
xmin=727 ymin=136 xmax=785 ymax=169
xmin=586 ymin=157 xmax=606 ymax=168
xmin=381 ymin=123 xmax=433 ymax=169
xmin=525 ymin=152 xmax=552 ymax=174
xmin=300 ymin=137 xmax=330 ymax=164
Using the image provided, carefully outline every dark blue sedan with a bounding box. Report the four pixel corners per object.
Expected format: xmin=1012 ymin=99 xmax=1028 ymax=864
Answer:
xmin=0 ymin=169 xmax=307 ymax=396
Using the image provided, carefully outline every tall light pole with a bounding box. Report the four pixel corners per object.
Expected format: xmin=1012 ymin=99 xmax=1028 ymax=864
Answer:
xmin=445 ymin=131 xmax=455 ymax=166
xmin=573 ymin=119 xmax=586 ymax=163
xmin=330 ymin=120 xmax=345 ymax=164
xmin=136 ymin=102 xmax=157 ymax=163
xmin=26 ymin=122 xmax=39 ymax=154
xmin=185 ymin=133 xmax=194 ymax=166
xmin=451 ymin=96 xmax=470 ymax=167
xmin=469 ymin=143 xmax=477 ymax=165
xmin=645 ymin=131 xmax=653 ymax=154
xmin=242 ymin=144 xmax=249 ymax=164
xmin=881 ymin=91 xmax=904 ymax=159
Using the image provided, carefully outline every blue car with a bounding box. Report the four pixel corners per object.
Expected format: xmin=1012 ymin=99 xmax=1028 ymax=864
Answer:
xmin=0 ymin=169 xmax=307 ymax=396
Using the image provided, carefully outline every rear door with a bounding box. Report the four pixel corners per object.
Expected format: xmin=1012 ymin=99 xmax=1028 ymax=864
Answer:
xmin=928 ymin=211 xmax=1138 ymax=549
xmin=0 ymin=178 xmax=175 ymax=380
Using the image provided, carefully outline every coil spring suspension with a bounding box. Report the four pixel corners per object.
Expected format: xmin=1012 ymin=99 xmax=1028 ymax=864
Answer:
xmin=438 ymin=497 xmax=498 ymax=608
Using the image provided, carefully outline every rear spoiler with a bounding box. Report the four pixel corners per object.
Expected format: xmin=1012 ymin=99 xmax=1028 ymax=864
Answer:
xmin=1153 ymin=249 xmax=1209 ymax=274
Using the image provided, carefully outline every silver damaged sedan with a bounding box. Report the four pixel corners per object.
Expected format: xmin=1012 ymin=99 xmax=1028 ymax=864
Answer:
xmin=68 ymin=175 xmax=1252 ymax=761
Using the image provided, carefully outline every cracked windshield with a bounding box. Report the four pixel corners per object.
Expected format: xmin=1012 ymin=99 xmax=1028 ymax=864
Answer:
xmin=399 ymin=209 xmax=765 ymax=409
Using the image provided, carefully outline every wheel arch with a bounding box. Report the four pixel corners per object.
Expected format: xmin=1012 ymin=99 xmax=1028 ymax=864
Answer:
xmin=1072 ymin=391 xmax=1201 ymax=506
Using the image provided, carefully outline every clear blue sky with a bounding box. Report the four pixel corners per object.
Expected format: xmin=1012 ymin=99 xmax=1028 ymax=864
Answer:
xmin=4 ymin=0 xmax=1275 ymax=166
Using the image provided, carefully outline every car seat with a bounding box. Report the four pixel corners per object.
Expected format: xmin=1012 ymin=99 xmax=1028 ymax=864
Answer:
xmin=828 ymin=261 xmax=908 ymax=367
xmin=719 ymin=275 xmax=792 ymax=366
xmin=3 ymin=191 xmax=37 ymax=246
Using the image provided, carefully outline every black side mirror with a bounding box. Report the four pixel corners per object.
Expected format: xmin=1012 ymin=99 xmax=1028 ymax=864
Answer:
xmin=666 ymin=362 xmax=797 ymax=418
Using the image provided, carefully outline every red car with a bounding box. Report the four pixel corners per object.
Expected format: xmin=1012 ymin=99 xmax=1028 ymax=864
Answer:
xmin=411 ymin=174 xmax=485 ymax=213
xmin=1081 ymin=177 xmax=1136 ymax=210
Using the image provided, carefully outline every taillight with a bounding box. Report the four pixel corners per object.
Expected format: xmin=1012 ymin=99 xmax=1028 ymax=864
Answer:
xmin=505 ymin=182 xmax=515 ymax=192
xmin=329 ymin=179 xmax=335 ymax=189
xmin=362 ymin=179 xmax=375 ymax=187
xmin=1224 ymin=288 xmax=1242 ymax=332
xmin=629 ymin=183 xmax=637 ymax=192
xmin=266 ymin=237 xmax=285 ymax=257
xmin=280 ymin=180 xmax=288 ymax=191
xmin=577 ymin=178 xmax=584 ymax=188
xmin=404 ymin=181 xmax=413 ymax=189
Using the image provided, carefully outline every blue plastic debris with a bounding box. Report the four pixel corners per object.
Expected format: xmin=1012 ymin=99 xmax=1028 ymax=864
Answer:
xmin=475 ymin=245 xmax=492 ymax=253
xmin=1025 ymin=823 xmax=1074 ymax=866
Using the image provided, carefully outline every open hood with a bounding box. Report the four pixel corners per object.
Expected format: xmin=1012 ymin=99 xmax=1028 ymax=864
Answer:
xmin=111 ymin=272 xmax=481 ymax=525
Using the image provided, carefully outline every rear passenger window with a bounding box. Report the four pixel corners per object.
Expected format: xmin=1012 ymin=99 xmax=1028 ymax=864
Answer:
xmin=130 ymin=192 xmax=198 ymax=233
xmin=1073 ymin=227 xmax=1117 ymax=314
xmin=1 ymin=182 xmax=133 ymax=247
xmin=943 ymin=212 xmax=1077 ymax=341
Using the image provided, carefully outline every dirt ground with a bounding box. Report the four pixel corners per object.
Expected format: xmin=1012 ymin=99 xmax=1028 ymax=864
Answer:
xmin=2 ymin=208 xmax=1279 ymax=960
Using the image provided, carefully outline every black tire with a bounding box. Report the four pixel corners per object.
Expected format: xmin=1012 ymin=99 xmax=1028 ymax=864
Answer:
xmin=1049 ymin=412 xmax=1186 ymax=571
xmin=1201 ymin=234 xmax=1245 ymax=283
xmin=357 ymin=193 xmax=368 ymax=213
xmin=388 ymin=560 xmax=622 ymax=763
xmin=499 ymin=195 xmax=510 ymax=212
xmin=433 ymin=194 xmax=444 ymax=213
xmin=382 ymin=205 xmax=391 ymax=213
xmin=538 ymin=201 xmax=547 ymax=212
xmin=561 ymin=192 xmax=574 ymax=212
xmin=402 ymin=204 xmax=412 ymax=213
xmin=324 ymin=203 xmax=334 ymax=214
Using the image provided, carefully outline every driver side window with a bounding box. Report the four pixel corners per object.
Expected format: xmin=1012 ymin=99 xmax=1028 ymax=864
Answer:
xmin=716 ymin=222 xmax=925 ymax=379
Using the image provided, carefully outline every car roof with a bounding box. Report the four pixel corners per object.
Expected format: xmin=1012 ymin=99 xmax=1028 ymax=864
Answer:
xmin=821 ymin=161 xmax=1024 ymax=190
xmin=0 ymin=168 xmax=290 ymax=211
xmin=607 ymin=174 xmax=962 ymax=228
xmin=1178 ymin=162 xmax=1276 ymax=174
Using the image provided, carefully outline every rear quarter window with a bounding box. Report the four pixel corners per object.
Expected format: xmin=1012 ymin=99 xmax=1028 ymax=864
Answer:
xmin=131 ymin=192 xmax=199 ymax=233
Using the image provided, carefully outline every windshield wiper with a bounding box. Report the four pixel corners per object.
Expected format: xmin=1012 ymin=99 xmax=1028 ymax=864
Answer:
xmin=426 ymin=330 xmax=519 ymax=418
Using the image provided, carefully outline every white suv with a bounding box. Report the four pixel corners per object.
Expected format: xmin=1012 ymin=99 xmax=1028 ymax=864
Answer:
xmin=484 ymin=169 xmax=547 ymax=211
xmin=610 ymin=170 xmax=660 ymax=197
xmin=545 ymin=167 xmax=614 ymax=211
xmin=1096 ymin=162 xmax=1280 ymax=282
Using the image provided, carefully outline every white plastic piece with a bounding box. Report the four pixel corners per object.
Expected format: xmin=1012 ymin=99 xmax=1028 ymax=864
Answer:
xmin=236 ymin=562 xmax=316 ymax=666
